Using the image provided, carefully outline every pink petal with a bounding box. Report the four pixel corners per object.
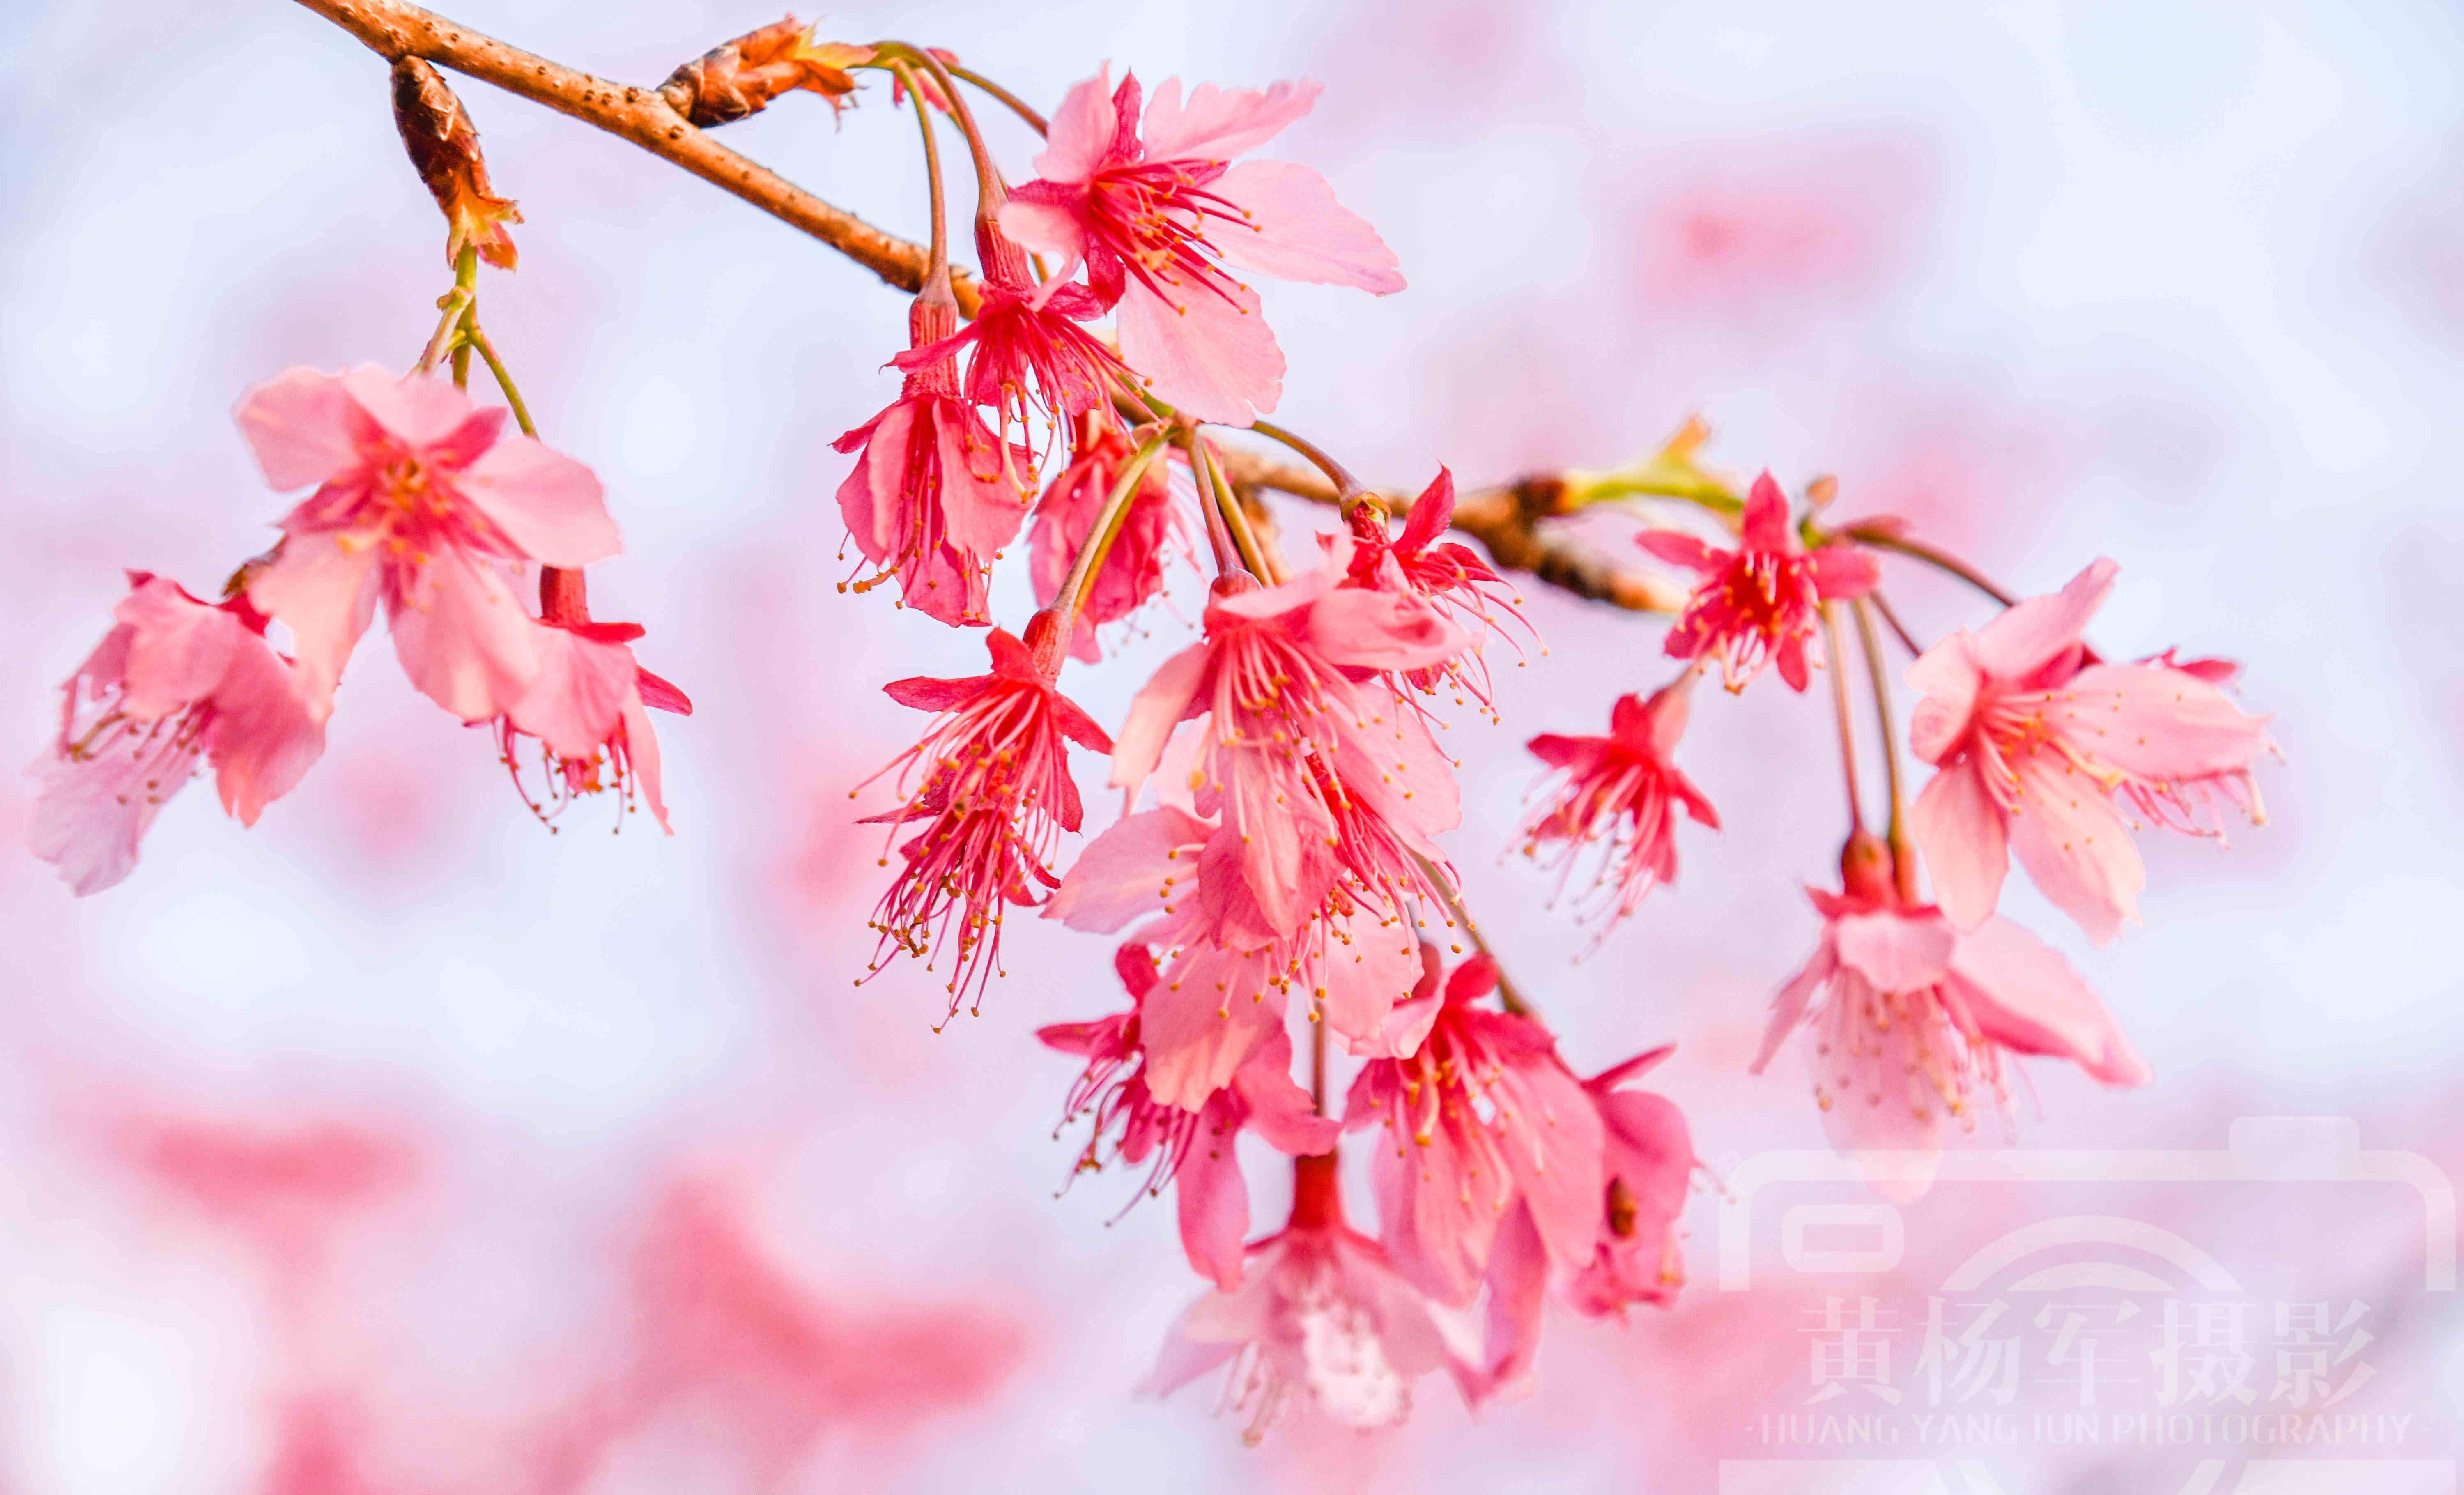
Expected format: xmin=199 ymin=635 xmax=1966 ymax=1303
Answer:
xmin=1501 ymin=1049 xmax=1607 ymax=1275
xmin=2048 ymin=663 xmax=2271 ymax=782
xmin=205 ymin=635 xmax=327 ymax=826
xmin=2006 ymin=754 xmax=2142 ymax=945
xmin=995 ymin=196 xmax=1089 ymax=282
xmin=1142 ymin=943 xmax=1285 ymax=1110
xmin=113 ymin=580 xmax=239 ymax=718
xmin=1830 ymin=908 xmax=1956 ymax=992
xmin=27 ymin=732 xmax=201 ymax=895
xmin=386 ymin=548 xmax=543 ymax=725
xmin=1138 ymin=77 xmax=1321 ymax=163
xmin=1211 ymin=160 xmax=1405 ymax=293
xmin=1174 ymin=1109 xmax=1250 ymax=1292
xmin=1972 ymin=557 xmax=2116 ymax=683
xmin=246 ymin=532 xmax=382 ymax=721
xmin=1637 ymin=529 xmax=1722 ymax=573
xmin=1110 ymin=641 xmax=1210 ymax=794
xmin=506 ymin=628 xmax=636 ymax=759
xmin=1751 ymin=935 xmax=1836 ymax=1076
xmin=1807 ymin=543 xmax=1880 ymax=600
xmin=232 ymin=366 xmax=361 ymax=490
xmin=1114 ymin=280 xmax=1285 ymax=427
xmin=1459 ymin=1201 xmax=1547 ymax=1409
xmin=620 ymin=690 xmax=672 ymax=833
xmin=1046 ymin=807 xmax=1208 ymax=933
xmin=1308 ymin=587 xmax=1469 ymax=672
xmin=1740 ymin=472 xmax=1791 ymax=550
xmin=1031 ymin=65 xmax=1119 ymax=182
xmin=1313 ymin=917 xmax=1430 ymax=1057
xmin=1911 ymin=761 xmax=2009 ymax=931
xmin=833 ymin=400 xmax=906 ymax=563
xmin=933 ymin=408 xmax=1030 ymax=556
xmin=338 ymin=366 xmax=484 ymax=450
xmin=1949 ymin=919 xmax=2150 ymax=1084
xmin=1905 ymin=633 xmax=1983 ymax=763
xmin=1233 ymin=1031 xmax=1340 ymax=1156
xmin=456 ymin=435 xmax=621 ymax=569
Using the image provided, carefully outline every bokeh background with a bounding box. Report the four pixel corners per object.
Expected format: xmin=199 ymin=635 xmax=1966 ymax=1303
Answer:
xmin=4 ymin=0 xmax=2462 ymax=1489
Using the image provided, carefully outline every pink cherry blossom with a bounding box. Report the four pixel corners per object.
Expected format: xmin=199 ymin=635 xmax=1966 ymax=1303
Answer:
xmin=234 ymin=363 xmax=619 ymax=723
xmin=495 ymin=615 xmax=690 ymax=833
xmin=1338 ymin=468 xmax=1529 ymax=713
xmin=1109 ymin=552 xmax=1469 ymax=954
xmin=1026 ymin=412 xmax=1190 ymax=661
xmin=1566 ymin=1045 xmax=1696 ymax=1318
xmin=1344 ymin=952 xmax=1604 ymax=1306
xmin=1519 ymin=674 xmax=1719 ymax=934
xmin=30 ymin=574 xmax=325 ymax=895
xmin=1040 ymin=944 xmax=1338 ymax=1290
xmin=1146 ymin=1152 xmax=1457 ymax=1442
xmin=1638 ymin=470 xmax=1878 ymax=692
xmin=1001 ymin=67 xmax=1405 ymax=426
xmin=860 ymin=614 xmax=1115 ymax=1019
xmin=1752 ymin=886 xmax=2150 ymax=1200
xmin=1905 ymin=558 xmax=2273 ymax=943
xmin=837 ymin=297 xmax=1031 ymax=626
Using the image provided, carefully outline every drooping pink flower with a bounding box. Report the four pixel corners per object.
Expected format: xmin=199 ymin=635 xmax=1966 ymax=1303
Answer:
xmin=1338 ymin=468 xmax=1529 ymax=712
xmin=1145 ymin=1152 xmax=1458 ymax=1442
xmin=1638 ymin=471 xmax=1878 ymax=692
xmin=1040 ymin=944 xmax=1338 ymax=1290
xmin=1751 ymin=885 xmax=2150 ymax=1200
xmin=495 ymin=614 xmax=691 ymax=833
xmin=1905 ymin=558 xmax=2273 ymax=943
xmin=1518 ymin=675 xmax=1719 ymax=933
xmin=836 ymin=294 xmax=1031 ymax=626
xmin=1027 ymin=412 xmax=1190 ymax=661
xmin=30 ymin=574 xmax=325 ymax=895
xmin=1344 ymin=952 xmax=1604 ymax=1307
xmin=1109 ymin=551 xmax=1469 ymax=954
xmin=234 ymin=364 xmax=620 ymax=722
xmin=860 ymin=613 xmax=1115 ymax=1018
xmin=1566 ymin=1046 xmax=1696 ymax=1318
xmin=1001 ymin=67 xmax=1405 ymax=426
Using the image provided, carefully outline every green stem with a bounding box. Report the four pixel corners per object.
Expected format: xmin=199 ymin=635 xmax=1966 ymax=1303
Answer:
xmin=469 ymin=327 xmax=536 ymax=436
xmin=1250 ymin=419 xmax=1366 ymax=513
xmin=1052 ymin=435 xmax=1167 ymax=625
xmin=1199 ymin=434 xmax=1277 ymax=581
xmin=1842 ymin=527 xmax=2017 ymax=608
xmin=417 ymin=244 xmax=480 ymax=375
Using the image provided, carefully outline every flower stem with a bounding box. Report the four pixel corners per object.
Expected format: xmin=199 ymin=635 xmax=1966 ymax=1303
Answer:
xmin=1414 ymin=849 xmax=1534 ymax=1018
xmin=1310 ymin=1006 xmax=1327 ymax=1117
xmin=1841 ymin=526 xmax=2017 ymax=608
xmin=1851 ymin=598 xmax=1918 ymax=904
xmin=1821 ymin=602 xmax=1864 ymax=835
xmin=891 ymin=60 xmax=950 ymax=292
xmin=469 ymin=327 xmax=537 ymax=436
xmin=417 ymin=244 xmax=480 ymax=375
xmin=1250 ymin=419 xmax=1369 ymax=515
xmin=1052 ymin=435 xmax=1167 ymax=627
xmin=947 ymin=63 xmax=1047 ymax=135
xmin=1866 ymin=587 xmax=1924 ymax=656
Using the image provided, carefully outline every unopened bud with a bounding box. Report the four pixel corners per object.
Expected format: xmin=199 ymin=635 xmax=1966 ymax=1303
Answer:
xmin=1805 ymin=474 xmax=1838 ymax=509
xmin=1839 ymin=828 xmax=1894 ymax=904
xmin=659 ymin=17 xmax=873 ymax=128
xmin=390 ymin=58 xmax=521 ymax=270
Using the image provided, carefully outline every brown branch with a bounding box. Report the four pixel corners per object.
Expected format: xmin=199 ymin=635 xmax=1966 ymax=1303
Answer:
xmin=287 ymin=0 xmax=979 ymax=311
xmin=1214 ymin=447 xmax=1686 ymax=615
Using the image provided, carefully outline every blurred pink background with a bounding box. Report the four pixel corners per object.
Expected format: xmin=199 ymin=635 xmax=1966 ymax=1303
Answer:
xmin=5 ymin=1 xmax=2462 ymax=1489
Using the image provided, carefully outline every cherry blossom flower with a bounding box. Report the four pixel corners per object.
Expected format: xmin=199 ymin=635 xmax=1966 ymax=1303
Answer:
xmin=1566 ymin=1046 xmax=1696 ymax=1318
xmin=836 ymin=296 xmax=1031 ymax=626
xmin=1040 ymin=944 xmax=1338 ymax=1290
xmin=234 ymin=364 xmax=619 ymax=723
xmin=495 ymin=616 xmax=690 ymax=833
xmin=1338 ymin=468 xmax=1528 ymax=712
xmin=860 ymin=613 xmax=1114 ymax=1018
xmin=1002 ymin=67 xmax=1405 ymax=425
xmin=1905 ymin=558 xmax=2273 ymax=943
xmin=1518 ymin=675 xmax=1718 ymax=933
xmin=30 ymin=574 xmax=325 ymax=895
xmin=1344 ymin=952 xmax=1604 ymax=1307
xmin=1751 ymin=885 xmax=2150 ymax=1200
xmin=1027 ymin=412 xmax=1189 ymax=661
xmin=1109 ymin=552 xmax=1468 ymax=954
xmin=1638 ymin=470 xmax=1878 ymax=692
xmin=1146 ymin=1152 xmax=1457 ymax=1442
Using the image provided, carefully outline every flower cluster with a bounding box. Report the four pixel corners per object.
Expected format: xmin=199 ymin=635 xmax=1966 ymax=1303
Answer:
xmin=27 ymin=33 xmax=2287 ymax=1449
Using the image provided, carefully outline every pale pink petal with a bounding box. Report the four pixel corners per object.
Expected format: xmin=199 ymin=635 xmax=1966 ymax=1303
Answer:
xmin=1115 ymin=279 xmax=1285 ymax=426
xmin=1807 ymin=544 xmax=1880 ymax=600
xmin=1830 ymin=909 xmax=1956 ymax=993
xmin=1046 ymin=807 xmax=1209 ymax=932
xmin=27 ymin=732 xmax=201 ymax=895
xmin=338 ymin=365 xmax=484 ymax=449
xmin=1949 ymin=919 xmax=2150 ymax=1084
xmin=506 ymin=628 xmax=635 ymax=759
xmin=1911 ymin=761 xmax=2009 ymax=930
xmin=233 ymin=365 xmax=361 ymax=490
xmin=1175 ymin=1114 xmax=1250 ymax=1292
xmin=246 ymin=532 xmax=382 ymax=720
xmin=620 ymin=690 xmax=672 ymax=833
xmin=386 ymin=548 xmax=543 ymax=725
xmin=1500 ymin=1049 xmax=1605 ymax=1275
xmin=1232 ymin=1035 xmax=1339 ymax=1157
xmin=1031 ymin=65 xmax=1118 ymax=182
xmin=1308 ymin=587 xmax=1469 ymax=672
xmin=1139 ymin=77 xmax=1321 ymax=163
xmin=995 ymin=197 xmax=1089 ymax=280
xmin=113 ymin=580 xmax=239 ymax=718
xmin=1142 ymin=943 xmax=1285 ymax=1109
xmin=205 ymin=636 xmax=326 ymax=826
xmin=456 ymin=435 xmax=621 ymax=568
xmin=1110 ymin=642 xmax=1210 ymax=792
xmin=1313 ymin=915 xmax=1430 ymax=1057
xmin=1460 ymin=1202 xmax=1547 ymax=1408
xmin=1334 ymin=709 xmax=1461 ymax=849
xmin=1972 ymin=557 xmax=2116 ymax=683
xmin=1637 ymin=529 xmax=1721 ymax=573
xmin=1211 ymin=160 xmax=1404 ymax=293
xmin=1905 ymin=633 xmax=1983 ymax=763
xmin=2006 ymin=755 xmax=2142 ymax=945
xmin=1750 ymin=936 xmax=1836 ymax=1074
xmin=2048 ymin=662 xmax=2271 ymax=782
